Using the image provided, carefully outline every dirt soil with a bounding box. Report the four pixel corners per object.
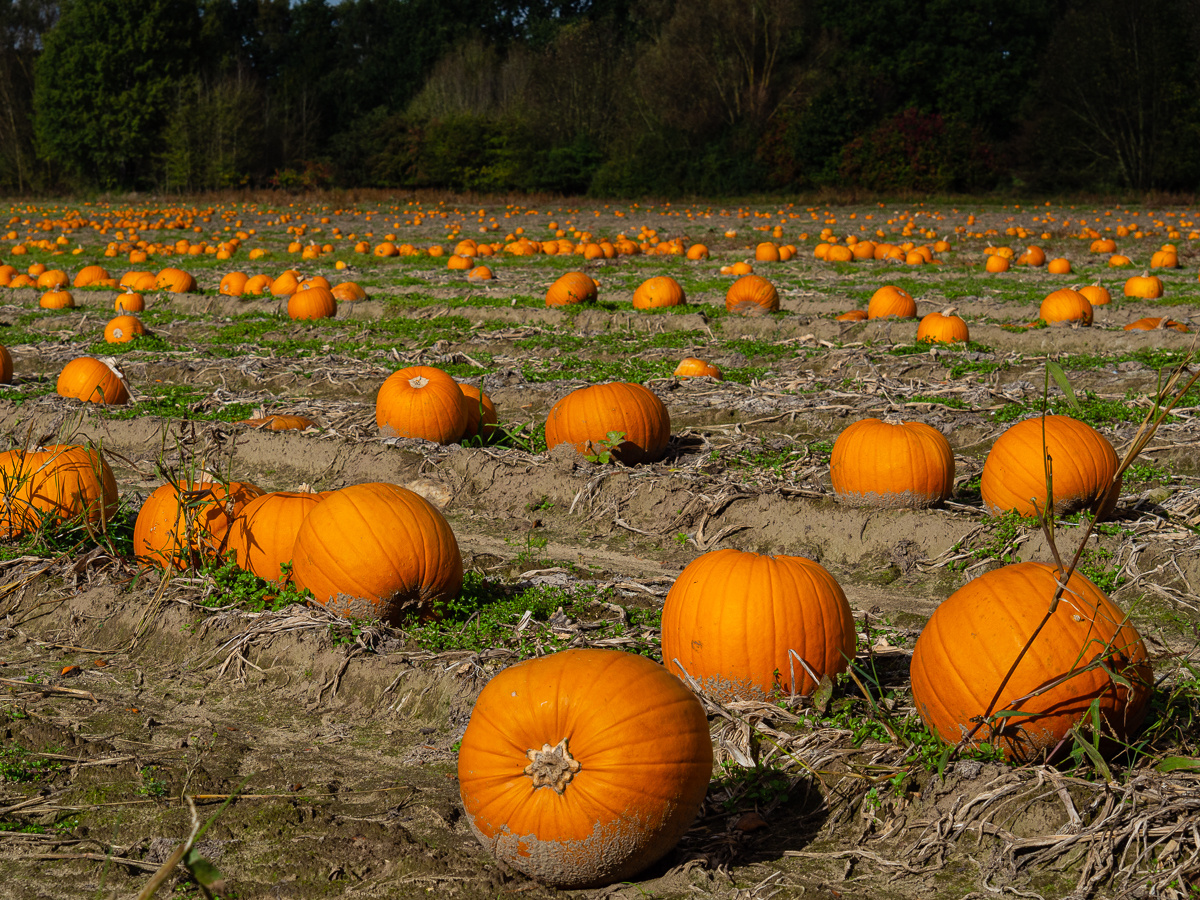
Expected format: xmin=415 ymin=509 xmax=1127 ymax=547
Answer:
xmin=1 ymin=203 xmax=1199 ymax=900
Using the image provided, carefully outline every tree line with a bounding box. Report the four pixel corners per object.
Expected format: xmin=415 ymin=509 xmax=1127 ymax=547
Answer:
xmin=3 ymin=0 xmax=1199 ymax=197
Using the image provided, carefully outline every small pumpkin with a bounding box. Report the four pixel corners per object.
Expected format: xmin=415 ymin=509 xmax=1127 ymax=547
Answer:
xmin=984 ymin=254 xmax=1010 ymax=273
xmin=219 ymin=272 xmax=249 ymax=296
xmin=830 ymin=417 xmax=954 ymax=509
xmin=1078 ymin=284 xmax=1111 ymax=307
xmin=104 ymin=315 xmax=145 ymax=344
xmin=661 ymin=548 xmax=856 ymax=700
xmin=685 ymin=244 xmax=709 ymax=260
xmin=56 ymin=357 xmax=129 ymax=405
xmin=466 ymin=266 xmax=493 ymax=282
xmin=287 ymin=285 xmax=337 ymax=321
xmin=1108 ymin=254 xmax=1133 ymax=267
xmin=73 ymin=265 xmax=111 ymax=287
xmin=39 ymin=290 xmax=75 ymax=310
xmin=916 ymin=307 xmax=969 ymax=343
xmin=755 ymin=241 xmax=781 ymax=262
xmin=545 ymin=272 xmax=598 ymax=307
xmin=1124 ymin=273 xmax=1164 ymax=299
xmin=1039 ymin=288 xmax=1092 ymax=326
xmin=632 ymin=276 xmax=685 ymax=310
xmin=121 ymin=271 xmax=157 ymax=291
xmin=457 ymin=648 xmax=712 ymax=889
xmin=725 ymin=274 xmax=778 ymax=315
xmin=114 ymin=292 xmax=145 ymax=312
xmin=292 ymin=482 xmax=462 ymax=623
xmin=155 ymin=268 xmax=197 ymax=293
xmin=981 ymin=415 xmax=1120 ymax=519
xmin=0 ymin=443 xmax=119 ymax=539
xmin=36 ymin=269 xmax=69 ymax=289
xmin=1124 ymin=317 xmax=1189 ymax=333
xmin=238 ymin=414 xmax=318 ymax=431
xmin=867 ymin=285 xmax=916 ymax=319
xmin=910 ymin=562 xmax=1151 ymax=762
xmin=134 ymin=480 xmax=264 ymax=568
xmin=673 ymin=357 xmax=721 ymax=379
xmin=1015 ymin=246 xmax=1046 ymax=266
xmin=836 ymin=309 xmax=868 ymax=322
xmin=544 ymin=382 xmax=670 ymax=465
xmin=331 ymin=281 xmax=367 ymax=301
xmin=270 ymin=271 xmax=301 ymax=296
xmin=1046 ymin=258 xmax=1072 ymax=274
xmin=376 ymin=365 xmax=469 ymax=444
xmin=242 ymin=274 xmax=273 ymax=296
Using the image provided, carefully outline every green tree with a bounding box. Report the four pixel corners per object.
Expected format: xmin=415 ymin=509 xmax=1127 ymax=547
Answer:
xmin=0 ymin=0 xmax=54 ymax=192
xmin=33 ymin=0 xmax=200 ymax=188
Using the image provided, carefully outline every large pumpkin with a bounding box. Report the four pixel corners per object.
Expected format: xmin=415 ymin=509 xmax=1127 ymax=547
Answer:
xmin=134 ymin=480 xmax=264 ymax=569
xmin=156 ymin=268 xmax=197 ymax=293
xmin=291 ymin=482 xmax=462 ymax=623
xmin=830 ymin=418 xmax=954 ymax=509
xmin=916 ymin=308 xmax=969 ymax=344
xmin=226 ymin=490 xmax=327 ymax=582
xmin=661 ymin=549 xmax=856 ymax=700
xmin=1039 ymin=288 xmax=1092 ymax=326
xmin=457 ymin=648 xmax=712 ymax=888
xmin=544 ymin=382 xmax=670 ymax=465
xmin=57 ymin=357 xmax=129 ymax=405
xmin=104 ymin=315 xmax=145 ymax=344
xmin=288 ymin=285 xmax=337 ymax=321
xmin=0 ymin=444 xmax=119 ymax=538
xmin=1124 ymin=273 xmax=1164 ymax=299
xmin=632 ymin=276 xmax=685 ymax=310
xmin=910 ymin=562 xmax=1151 ymax=761
xmin=725 ymin=275 xmax=778 ymax=315
xmin=867 ymin=285 xmax=917 ymax=319
xmin=545 ymin=272 xmax=598 ymax=307
xmin=981 ymin=415 xmax=1120 ymax=519
xmin=376 ymin=365 xmax=469 ymax=444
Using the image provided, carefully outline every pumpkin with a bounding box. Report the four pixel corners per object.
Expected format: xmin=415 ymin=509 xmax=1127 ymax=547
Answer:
xmin=632 ymin=276 xmax=685 ymax=310
xmin=331 ymin=281 xmax=367 ymax=301
xmin=685 ymin=244 xmax=709 ymax=260
xmin=376 ymin=365 xmax=469 ymax=444
xmin=830 ymin=417 xmax=954 ymax=509
xmin=0 ymin=345 xmax=11 ymax=384
xmin=544 ymin=382 xmax=670 ymax=465
xmin=288 ymin=285 xmax=337 ymax=321
xmin=729 ymin=261 xmax=754 ymax=276
xmin=155 ymin=268 xmax=196 ymax=293
xmin=39 ymin=290 xmax=75 ymax=309
xmin=459 ymin=383 xmax=499 ymax=442
xmin=661 ymin=548 xmax=855 ymax=700
xmin=1150 ymin=250 xmax=1178 ymax=268
xmin=981 ymin=415 xmax=1121 ymax=519
xmin=8 ymin=274 xmax=34 ymax=288
xmin=466 ymin=266 xmax=493 ymax=282
xmin=219 ymin=272 xmax=249 ymax=296
xmin=985 ymin=254 xmax=1010 ymax=273
xmin=114 ymin=292 xmax=145 ymax=312
xmin=56 ymin=357 xmax=129 ymax=405
xmin=121 ymin=271 xmax=158 ymax=291
xmin=134 ymin=480 xmax=263 ymax=568
xmin=1124 ymin=273 xmax=1164 ymax=299
xmin=836 ymin=309 xmax=868 ymax=322
xmin=916 ymin=307 xmax=969 ymax=343
xmin=242 ymin=274 xmax=273 ymax=296
xmin=292 ymin=482 xmax=462 ymax=623
xmin=73 ymin=265 xmax=111 ymax=287
xmin=545 ymin=272 xmax=598 ymax=307
xmin=0 ymin=443 xmax=118 ymax=538
xmin=755 ymin=241 xmax=781 ymax=262
xmin=867 ymin=285 xmax=916 ymax=319
xmin=297 ymin=276 xmax=331 ymax=292
xmin=1090 ymin=238 xmax=1117 ymax=253
xmin=36 ymin=269 xmax=69 ymax=289
xmin=1016 ymin=246 xmax=1046 ymax=266
xmin=910 ymin=562 xmax=1151 ymax=762
xmin=826 ymin=244 xmax=854 ymax=263
xmin=238 ymin=414 xmax=317 ymax=431
xmin=1108 ymin=254 xmax=1132 ymax=268
xmin=725 ymin=274 xmax=778 ymax=315
xmin=1124 ymin=317 xmax=1189 ymax=333
xmin=1078 ymin=284 xmax=1111 ymax=306
xmin=673 ymin=357 xmax=721 ymax=379
xmin=1039 ymin=288 xmax=1093 ymax=325
xmin=458 ymin=648 xmax=712 ymax=889
xmin=226 ymin=489 xmax=327 ymax=582
xmin=1047 ymin=258 xmax=1072 ymax=274
xmin=104 ymin=315 xmax=145 ymax=344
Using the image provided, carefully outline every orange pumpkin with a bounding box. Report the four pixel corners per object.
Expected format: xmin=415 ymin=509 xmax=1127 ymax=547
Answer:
xmin=631 ymin=276 xmax=685 ymax=310
xmin=1039 ymin=288 xmax=1093 ymax=325
xmin=56 ymin=357 xmax=129 ymax=405
xmin=673 ymin=357 xmax=721 ymax=379
xmin=661 ymin=548 xmax=855 ymax=700
xmin=288 ymin=285 xmax=337 ymax=320
xmin=331 ymin=281 xmax=367 ymax=301
xmin=466 ymin=266 xmax=493 ymax=282
xmin=544 ymin=382 xmax=670 ymax=465
xmin=1108 ymin=254 xmax=1133 ymax=267
xmin=0 ymin=444 xmax=119 ymax=539
xmin=830 ymin=418 xmax=954 ymax=508
xmin=270 ymin=271 xmax=301 ymax=296
xmin=459 ymin=384 xmax=499 ymax=442
xmin=981 ymin=415 xmax=1120 ymax=519
xmin=114 ymin=292 xmax=145 ymax=312
xmin=910 ymin=562 xmax=1151 ymax=761
xmin=1124 ymin=317 xmax=1189 ymax=333
xmin=1124 ymin=273 xmax=1164 ymax=299
xmin=1015 ymin=245 xmax=1046 ymax=266
xmin=36 ymin=269 xmax=69 ymax=289
xmin=73 ymin=265 xmax=111 ymax=287
xmin=39 ymin=290 xmax=75 ymax=309
xmin=836 ymin=309 xmax=868 ymax=322
xmin=984 ymin=254 xmax=1010 ymax=273
xmin=754 ymin=241 xmax=781 ymax=262
xmin=376 ymin=365 xmax=469 ymax=444
xmin=242 ymin=274 xmax=273 ymax=296
xmin=916 ymin=308 xmax=969 ymax=343
xmin=238 ymin=414 xmax=318 ymax=431
xmin=104 ymin=315 xmax=145 ymax=344
xmin=685 ymin=243 xmax=709 ymax=260
xmin=0 ymin=345 xmax=11 ymax=384
xmin=725 ymin=274 xmax=778 ymax=315
xmin=1150 ymin=249 xmax=1178 ymax=269
xmin=226 ymin=490 xmax=327 ymax=582
xmin=1090 ymin=238 xmax=1117 ymax=253
xmin=219 ymin=272 xmax=249 ymax=296
xmin=458 ymin=648 xmax=712 ymax=889
xmin=545 ymin=272 xmax=598 ymax=307
xmin=134 ymin=480 xmax=264 ymax=568
xmin=867 ymin=285 xmax=916 ymax=319
xmin=1046 ymin=258 xmax=1072 ymax=274
xmin=292 ymin=482 xmax=462 ymax=623
xmin=156 ymin=268 xmax=197 ymax=293
xmin=1078 ymin=284 xmax=1111 ymax=306
xmin=120 ymin=271 xmax=157 ymax=291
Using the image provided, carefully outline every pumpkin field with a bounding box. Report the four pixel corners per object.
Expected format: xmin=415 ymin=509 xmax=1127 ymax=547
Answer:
xmin=0 ymin=195 xmax=1199 ymax=900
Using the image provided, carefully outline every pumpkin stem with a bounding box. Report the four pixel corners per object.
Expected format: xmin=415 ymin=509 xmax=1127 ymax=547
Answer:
xmin=941 ymin=306 xmax=958 ymax=317
xmin=524 ymin=738 xmax=581 ymax=794
xmin=407 ymin=375 xmax=430 ymax=389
